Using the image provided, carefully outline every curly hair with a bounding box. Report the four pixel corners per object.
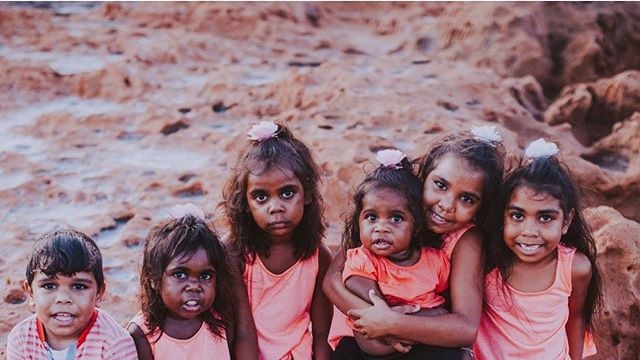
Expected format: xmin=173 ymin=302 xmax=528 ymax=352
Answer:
xmin=342 ymin=156 xmax=440 ymax=253
xmin=222 ymin=122 xmax=324 ymax=263
xmin=139 ymin=215 xmax=235 ymax=340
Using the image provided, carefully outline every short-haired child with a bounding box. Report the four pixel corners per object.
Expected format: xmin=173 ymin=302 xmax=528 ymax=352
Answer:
xmin=324 ymin=127 xmax=505 ymax=359
xmin=334 ymin=149 xmax=456 ymax=359
xmin=474 ymin=139 xmax=603 ymax=359
xmin=222 ymin=121 xmax=333 ymax=360
xmin=7 ymin=229 xmax=138 ymax=360
xmin=128 ymin=204 xmax=258 ymax=360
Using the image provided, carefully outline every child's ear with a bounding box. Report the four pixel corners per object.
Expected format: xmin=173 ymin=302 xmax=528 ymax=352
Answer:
xmin=95 ymin=282 xmax=107 ymax=306
xmin=304 ymin=192 xmax=312 ymax=206
xmin=23 ymin=281 xmax=35 ymax=307
xmin=562 ymin=209 xmax=575 ymax=235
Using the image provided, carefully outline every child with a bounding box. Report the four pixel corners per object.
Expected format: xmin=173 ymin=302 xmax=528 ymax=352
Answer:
xmin=474 ymin=139 xmax=603 ymax=359
xmin=337 ymin=149 xmax=452 ymax=359
xmin=7 ymin=229 xmax=138 ymax=359
xmin=128 ymin=203 xmax=258 ymax=360
xmin=324 ymin=126 xmax=505 ymax=359
xmin=222 ymin=121 xmax=333 ymax=360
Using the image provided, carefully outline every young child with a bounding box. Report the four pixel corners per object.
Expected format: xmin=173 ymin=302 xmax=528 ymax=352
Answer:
xmin=324 ymin=126 xmax=505 ymax=359
xmin=222 ymin=121 xmax=333 ymax=360
xmin=7 ymin=229 xmax=138 ymax=360
xmin=128 ymin=203 xmax=258 ymax=360
xmin=474 ymin=139 xmax=603 ymax=359
xmin=337 ymin=149 xmax=452 ymax=359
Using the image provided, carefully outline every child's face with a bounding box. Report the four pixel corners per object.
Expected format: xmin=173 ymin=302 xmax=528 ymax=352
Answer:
xmin=359 ymin=187 xmax=415 ymax=261
xmin=246 ymin=165 xmax=306 ymax=243
xmin=161 ymin=247 xmax=216 ymax=321
xmin=422 ymin=153 xmax=484 ymax=235
xmin=503 ymin=186 xmax=574 ymax=265
xmin=25 ymin=271 xmax=105 ymax=350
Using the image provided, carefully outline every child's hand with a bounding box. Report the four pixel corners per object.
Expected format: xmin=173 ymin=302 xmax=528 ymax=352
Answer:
xmin=390 ymin=303 xmax=421 ymax=315
xmin=348 ymin=289 xmax=414 ymax=339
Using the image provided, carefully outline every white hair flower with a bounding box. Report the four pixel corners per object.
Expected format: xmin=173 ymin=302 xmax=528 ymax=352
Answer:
xmin=471 ymin=125 xmax=502 ymax=144
xmin=247 ymin=121 xmax=278 ymax=141
xmin=169 ymin=203 xmax=205 ymax=220
xmin=524 ymin=138 xmax=559 ymax=158
xmin=376 ymin=149 xmax=406 ymax=168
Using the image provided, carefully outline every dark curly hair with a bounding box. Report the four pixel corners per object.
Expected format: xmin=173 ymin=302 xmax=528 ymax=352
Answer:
xmin=222 ymin=122 xmax=324 ymax=263
xmin=342 ymin=155 xmax=440 ymax=253
xmin=139 ymin=215 xmax=235 ymax=340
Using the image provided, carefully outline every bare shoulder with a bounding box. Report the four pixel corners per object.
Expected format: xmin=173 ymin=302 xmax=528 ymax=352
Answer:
xmin=571 ymin=251 xmax=592 ymax=282
xmin=127 ymin=322 xmax=145 ymax=338
xmin=451 ymin=227 xmax=484 ymax=259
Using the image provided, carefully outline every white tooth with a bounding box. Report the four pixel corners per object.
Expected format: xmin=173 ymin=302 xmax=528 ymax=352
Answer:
xmin=186 ymin=300 xmax=198 ymax=306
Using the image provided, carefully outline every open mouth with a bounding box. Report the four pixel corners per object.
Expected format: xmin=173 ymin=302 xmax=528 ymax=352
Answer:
xmin=371 ymin=239 xmax=392 ymax=250
xmin=183 ymin=299 xmax=202 ymax=312
xmin=51 ymin=312 xmax=74 ymax=325
xmin=516 ymin=243 xmax=542 ymax=254
xmin=429 ymin=210 xmax=451 ymax=226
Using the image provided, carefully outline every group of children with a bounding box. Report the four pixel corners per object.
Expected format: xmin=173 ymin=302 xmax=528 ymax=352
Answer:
xmin=6 ymin=120 xmax=603 ymax=360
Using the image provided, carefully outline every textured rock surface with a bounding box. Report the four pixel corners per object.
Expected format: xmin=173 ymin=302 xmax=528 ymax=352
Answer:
xmin=0 ymin=3 xmax=638 ymax=358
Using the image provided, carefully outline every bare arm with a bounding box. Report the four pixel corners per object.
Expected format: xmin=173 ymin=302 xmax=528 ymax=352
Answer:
xmin=311 ymin=244 xmax=334 ymax=360
xmin=349 ymin=229 xmax=485 ymax=347
xmin=322 ymin=249 xmax=372 ymax=314
xmin=566 ymin=252 xmax=592 ymax=360
xmin=230 ymin=255 xmax=259 ymax=360
xmin=127 ymin=323 xmax=154 ymax=360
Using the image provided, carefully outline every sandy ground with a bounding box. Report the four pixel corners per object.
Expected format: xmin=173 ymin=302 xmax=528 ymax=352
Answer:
xmin=1 ymin=3 xmax=639 ymax=359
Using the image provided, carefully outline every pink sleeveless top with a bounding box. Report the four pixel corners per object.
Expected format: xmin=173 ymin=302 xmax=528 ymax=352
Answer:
xmin=327 ymin=226 xmax=470 ymax=349
xmin=244 ymin=250 xmax=318 ymax=360
xmin=474 ymin=244 xmax=576 ymax=359
xmin=129 ymin=313 xmax=230 ymax=360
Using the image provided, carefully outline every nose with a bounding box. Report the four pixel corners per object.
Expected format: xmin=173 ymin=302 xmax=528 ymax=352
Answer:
xmin=268 ymin=199 xmax=285 ymax=214
xmin=438 ymin=194 xmax=455 ymax=213
xmin=185 ymin=278 xmax=202 ymax=292
xmin=54 ymin=289 xmax=73 ymax=304
xmin=373 ymin=221 xmax=390 ymax=234
xmin=521 ymin=219 xmax=539 ymax=237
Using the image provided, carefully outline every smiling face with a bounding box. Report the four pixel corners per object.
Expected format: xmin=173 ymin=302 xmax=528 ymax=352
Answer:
xmin=246 ymin=165 xmax=306 ymax=244
xmin=160 ymin=248 xmax=216 ymax=321
xmin=503 ymin=185 xmax=574 ymax=265
xmin=422 ymin=153 xmax=484 ymax=235
xmin=26 ymin=271 xmax=104 ymax=350
xmin=359 ymin=187 xmax=415 ymax=262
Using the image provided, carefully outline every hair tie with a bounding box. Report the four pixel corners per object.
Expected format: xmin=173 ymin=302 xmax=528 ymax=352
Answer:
xmin=524 ymin=138 xmax=559 ymax=158
xmin=247 ymin=121 xmax=279 ymax=142
xmin=376 ymin=149 xmax=406 ymax=169
xmin=471 ymin=125 xmax=503 ymax=146
xmin=169 ymin=203 xmax=205 ymax=220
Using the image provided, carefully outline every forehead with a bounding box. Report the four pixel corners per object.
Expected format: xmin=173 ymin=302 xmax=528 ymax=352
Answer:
xmin=361 ymin=187 xmax=409 ymax=210
xmin=430 ymin=154 xmax=484 ymax=187
xmin=508 ymin=186 xmax=562 ymax=210
xmin=168 ymin=248 xmax=213 ymax=268
xmin=246 ymin=165 xmax=301 ymax=189
xmin=32 ymin=270 xmax=97 ymax=283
